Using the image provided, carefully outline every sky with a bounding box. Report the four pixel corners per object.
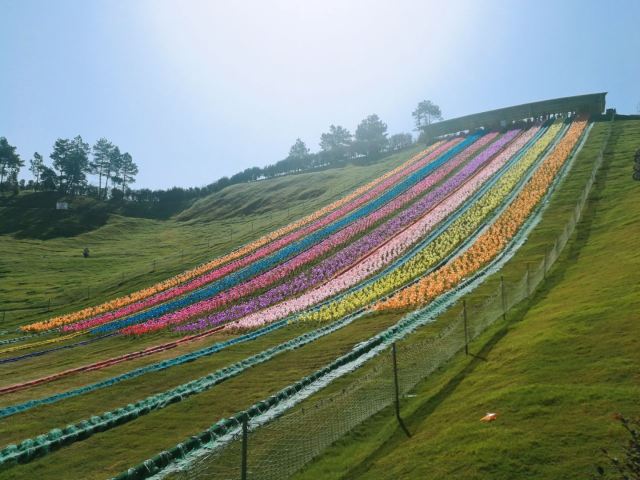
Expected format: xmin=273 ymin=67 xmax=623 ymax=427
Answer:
xmin=1 ymin=0 xmax=639 ymax=189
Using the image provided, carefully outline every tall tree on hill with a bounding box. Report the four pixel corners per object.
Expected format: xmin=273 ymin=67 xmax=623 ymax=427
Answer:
xmin=320 ymin=125 xmax=352 ymax=165
xmin=0 ymin=137 xmax=23 ymax=191
xmin=102 ymin=145 xmax=121 ymax=199
xmin=69 ymin=136 xmax=90 ymax=193
xmin=50 ymin=136 xmax=90 ymax=195
xmin=287 ymin=138 xmax=311 ymax=171
xmin=50 ymin=138 xmax=67 ymax=191
xmin=29 ymin=152 xmax=44 ymax=190
xmin=91 ymin=138 xmax=114 ymax=199
xmin=39 ymin=165 xmax=58 ymax=191
xmin=412 ymin=100 xmax=443 ymax=129
xmin=119 ymin=152 xmax=138 ymax=197
xmin=354 ymin=114 xmax=388 ymax=161
xmin=50 ymin=138 xmax=70 ymax=191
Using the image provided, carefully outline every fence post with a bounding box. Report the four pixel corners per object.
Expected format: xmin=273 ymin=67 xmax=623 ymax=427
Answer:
xmin=526 ymin=262 xmax=531 ymax=297
xmin=241 ymin=415 xmax=248 ymax=480
xmin=391 ymin=343 xmax=411 ymax=438
xmin=500 ymin=275 xmax=507 ymax=321
xmin=463 ymin=300 xmax=469 ymax=356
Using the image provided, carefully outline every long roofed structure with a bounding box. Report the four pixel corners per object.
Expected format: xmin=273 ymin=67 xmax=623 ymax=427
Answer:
xmin=422 ymin=92 xmax=607 ymax=138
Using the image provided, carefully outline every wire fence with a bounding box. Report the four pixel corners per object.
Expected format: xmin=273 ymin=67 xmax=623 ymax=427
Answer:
xmin=174 ymin=117 xmax=613 ymax=480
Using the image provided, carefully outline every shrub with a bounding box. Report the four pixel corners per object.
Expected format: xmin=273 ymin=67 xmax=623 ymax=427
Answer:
xmin=595 ymin=415 xmax=640 ymax=479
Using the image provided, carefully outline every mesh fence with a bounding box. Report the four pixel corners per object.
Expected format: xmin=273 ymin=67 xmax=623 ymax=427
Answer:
xmin=172 ymin=119 xmax=612 ymax=480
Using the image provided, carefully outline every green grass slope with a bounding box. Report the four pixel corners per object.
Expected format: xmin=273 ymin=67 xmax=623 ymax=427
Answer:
xmin=0 ymin=192 xmax=112 ymax=239
xmin=293 ymin=118 xmax=640 ymax=480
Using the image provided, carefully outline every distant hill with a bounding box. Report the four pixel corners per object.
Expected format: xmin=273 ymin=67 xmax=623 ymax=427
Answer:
xmin=177 ymin=147 xmax=422 ymax=222
xmin=0 ymin=192 xmax=110 ymax=239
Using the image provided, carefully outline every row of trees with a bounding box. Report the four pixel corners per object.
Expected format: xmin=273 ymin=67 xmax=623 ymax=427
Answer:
xmin=87 ymin=138 xmax=138 ymax=199
xmin=1 ymin=136 xmax=138 ymax=198
xmin=1 ymin=99 xmax=443 ymax=212
xmin=276 ymin=114 xmax=412 ymax=173
xmin=0 ymin=137 xmax=23 ymax=189
xmin=180 ymin=113 xmax=416 ymax=188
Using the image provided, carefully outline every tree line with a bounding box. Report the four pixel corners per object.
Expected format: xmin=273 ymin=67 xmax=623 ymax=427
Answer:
xmin=194 ymin=103 xmax=441 ymax=191
xmin=0 ymin=135 xmax=138 ymax=199
xmin=0 ymin=99 xmax=442 ymax=211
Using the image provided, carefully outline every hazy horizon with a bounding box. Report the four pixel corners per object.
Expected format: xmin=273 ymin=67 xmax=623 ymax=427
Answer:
xmin=2 ymin=0 xmax=639 ymax=189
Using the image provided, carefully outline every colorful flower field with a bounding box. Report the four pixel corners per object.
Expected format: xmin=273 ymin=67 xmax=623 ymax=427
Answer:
xmin=1 ymin=111 xmax=596 ymax=480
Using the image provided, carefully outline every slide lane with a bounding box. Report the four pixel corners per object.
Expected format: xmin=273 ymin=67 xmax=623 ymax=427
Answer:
xmin=22 ymin=142 xmax=442 ymax=332
xmin=124 ymin=132 xmax=508 ymax=334
xmin=88 ymin=137 xmax=478 ymax=334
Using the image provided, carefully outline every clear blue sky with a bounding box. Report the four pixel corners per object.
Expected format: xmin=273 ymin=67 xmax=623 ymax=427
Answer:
xmin=2 ymin=0 xmax=639 ymax=189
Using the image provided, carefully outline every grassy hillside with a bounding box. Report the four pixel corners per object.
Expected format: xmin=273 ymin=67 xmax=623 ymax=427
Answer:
xmin=0 ymin=146 xmax=422 ymax=326
xmin=0 ymin=192 xmax=112 ymax=239
xmin=1 ymin=119 xmax=636 ymax=480
xmin=293 ymin=119 xmax=640 ymax=479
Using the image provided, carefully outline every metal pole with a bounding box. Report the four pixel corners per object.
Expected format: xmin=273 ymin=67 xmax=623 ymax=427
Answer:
xmin=391 ymin=343 xmax=411 ymax=438
xmin=463 ymin=300 xmax=469 ymax=356
xmin=500 ymin=275 xmax=507 ymax=321
xmin=241 ymin=415 xmax=248 ymax=480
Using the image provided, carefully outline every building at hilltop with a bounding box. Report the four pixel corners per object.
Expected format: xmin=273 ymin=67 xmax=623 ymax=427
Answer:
xmin=421 ymin=92 xmax=607 ymax=138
